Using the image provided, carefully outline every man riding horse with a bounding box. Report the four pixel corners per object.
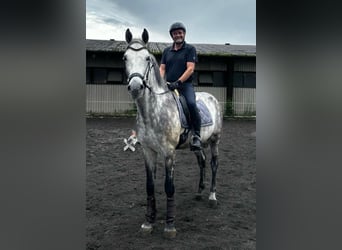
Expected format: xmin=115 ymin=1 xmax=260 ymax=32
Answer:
xmin=159 ymin=22 xmax=202 ymax=150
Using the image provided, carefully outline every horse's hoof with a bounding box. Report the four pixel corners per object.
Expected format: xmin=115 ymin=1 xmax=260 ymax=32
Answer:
xmin=163 ymin=223 xmax=177 ymax=239
xmin=140 ymin=222 xmax=153 ymax=235
xmin=208 ymin=192 xmax=217 ymax=208
xmin=209 ymin=199 xmax=218 ymax=208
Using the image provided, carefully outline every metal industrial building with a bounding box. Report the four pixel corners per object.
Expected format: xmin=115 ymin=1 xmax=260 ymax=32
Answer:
xmin=86 ymin=39 xmax=256 ymax=116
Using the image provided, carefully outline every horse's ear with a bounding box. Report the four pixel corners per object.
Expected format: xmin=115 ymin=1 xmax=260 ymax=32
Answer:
xmin=125 ymin=28 xmax=132 ymax=43
xmin=142 ymin=28 xmax=149 ymax=44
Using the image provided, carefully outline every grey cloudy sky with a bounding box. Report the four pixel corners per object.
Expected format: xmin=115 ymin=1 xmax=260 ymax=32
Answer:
xmin=86 ymin=0 xmax=256 ymax=45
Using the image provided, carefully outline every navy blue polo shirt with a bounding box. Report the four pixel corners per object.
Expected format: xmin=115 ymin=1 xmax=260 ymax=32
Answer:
xmin=161 ymin=42 xmax=197 ymax=83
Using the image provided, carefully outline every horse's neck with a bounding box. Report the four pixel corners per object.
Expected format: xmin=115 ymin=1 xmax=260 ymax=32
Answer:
xmin=136 ymin=77 xmax=174 ymax=127
xmin=136 ymin=87 xmax=163 ymax=120
xmin=150 ymin=66 xmax=166 ymax=93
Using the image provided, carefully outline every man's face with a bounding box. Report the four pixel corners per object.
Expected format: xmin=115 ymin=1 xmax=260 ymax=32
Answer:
xmin=171 ymin=29 xmax=185 ymax=44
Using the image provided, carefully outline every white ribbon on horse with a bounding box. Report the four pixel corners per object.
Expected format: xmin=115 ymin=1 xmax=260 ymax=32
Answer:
xmin=123 ymin=130 xmax=138 ymax=151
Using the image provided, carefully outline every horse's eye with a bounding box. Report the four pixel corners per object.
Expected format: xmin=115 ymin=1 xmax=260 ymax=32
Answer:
xmin=122 ymin=55 xmax=127 ymax=61
xmin=146 ymin=56 xmax=151 ymax=61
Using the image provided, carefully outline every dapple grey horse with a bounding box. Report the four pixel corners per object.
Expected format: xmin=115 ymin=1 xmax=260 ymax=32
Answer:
xmin=123 ymin=28 xmax=223 ymax=238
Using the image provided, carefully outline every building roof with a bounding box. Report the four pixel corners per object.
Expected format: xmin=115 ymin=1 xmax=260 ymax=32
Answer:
xmin=86 ymin=39 xmax=256 ymax=57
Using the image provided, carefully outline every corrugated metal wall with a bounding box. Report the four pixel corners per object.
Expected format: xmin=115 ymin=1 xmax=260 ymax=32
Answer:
xmin=233 ymin=87 xmax=256 ymax=115
xmin=86 ymin=85 xmax=134 ymax=114
xmin=234 ymin=61 xmax=256 ymax=72
xmin=86 ymin=85 xmax=255 ymax=116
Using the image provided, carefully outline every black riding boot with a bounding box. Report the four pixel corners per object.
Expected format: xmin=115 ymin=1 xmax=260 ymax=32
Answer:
xmin=189 ymin=103 xmax=202 ymax=150
xmin=192 ymin=131 xmax=201 ymax=149
xmin=191 ymin=122 xmax=202 ymax=150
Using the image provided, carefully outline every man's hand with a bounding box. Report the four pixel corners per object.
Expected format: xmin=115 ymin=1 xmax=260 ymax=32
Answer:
xmin=167 ymin=80 xmax=182 ymax=91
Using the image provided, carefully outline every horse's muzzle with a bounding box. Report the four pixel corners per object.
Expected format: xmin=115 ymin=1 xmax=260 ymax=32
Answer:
xmin=127 ymin=80 xmax=144 ymax=99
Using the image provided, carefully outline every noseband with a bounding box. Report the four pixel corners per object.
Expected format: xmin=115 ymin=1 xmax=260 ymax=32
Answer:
xmin=126 ymin=61 xmax=153 ymax=91
xmin=125 ymin=41 xmax=169 ymax=95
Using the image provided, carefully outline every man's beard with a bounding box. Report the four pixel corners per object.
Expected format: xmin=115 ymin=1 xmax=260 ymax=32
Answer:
xmin=175 ymin=38 xmax=184 ymax=44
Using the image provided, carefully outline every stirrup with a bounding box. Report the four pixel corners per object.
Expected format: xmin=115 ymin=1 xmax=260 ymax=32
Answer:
xmin=190 ymin=135 xmax=202 ymax=151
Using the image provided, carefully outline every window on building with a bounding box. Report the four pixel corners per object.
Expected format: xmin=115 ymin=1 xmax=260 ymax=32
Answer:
xmin=86 ymin=68 xmax=126 ymax=85
xmin=244 ymin=73 xmax=256 ymax=88
xmin=86 ymin=68 xmax=91 ymax=84
xmin=193 ymin=72 xmax=198 ymax=86
xmin=213 ymin=72 xmax=225 ymax=86
xmin=196 ymin=71 xmax=226 ymax=86
xmin=93 ymin=69 xmax=107 ymax=84
xmin=233 ymin=72 xmax=256 ymax=88
xmin=107 ymin=69 xmax=123 ymax=84
xmin=198 ymin=72 xmax=214 ymax=86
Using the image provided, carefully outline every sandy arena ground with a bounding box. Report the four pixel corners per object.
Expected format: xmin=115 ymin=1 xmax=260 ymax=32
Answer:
xmin=86 ymin=117 xmax=256 ymax=249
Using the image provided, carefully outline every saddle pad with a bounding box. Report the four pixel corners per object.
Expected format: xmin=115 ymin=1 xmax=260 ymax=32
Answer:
xmin=174 ymin=95 xmax=213 ymax=128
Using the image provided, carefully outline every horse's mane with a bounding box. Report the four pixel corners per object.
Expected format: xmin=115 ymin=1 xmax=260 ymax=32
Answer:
xmin=149 ymin=53 xmax=165 ymax=87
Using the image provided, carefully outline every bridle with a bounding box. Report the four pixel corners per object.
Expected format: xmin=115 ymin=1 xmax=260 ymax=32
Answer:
xmin=125 ymin=41 xmax=169 ymax=95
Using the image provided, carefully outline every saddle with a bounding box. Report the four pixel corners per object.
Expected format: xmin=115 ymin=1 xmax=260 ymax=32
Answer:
xmin=171 ymin=92 xmax=213 ymax=148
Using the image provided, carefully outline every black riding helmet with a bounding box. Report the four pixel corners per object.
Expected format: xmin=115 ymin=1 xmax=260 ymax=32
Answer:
xmin=169 ymin=22 xmax=186 ymax=36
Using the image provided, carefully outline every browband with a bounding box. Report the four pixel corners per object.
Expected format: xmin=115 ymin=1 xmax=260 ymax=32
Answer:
xmin=126 ymin=40 xmax=147 ymax=51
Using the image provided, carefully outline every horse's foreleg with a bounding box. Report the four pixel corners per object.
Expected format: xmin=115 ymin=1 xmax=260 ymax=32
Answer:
xmin=141 ymin=149 xmax=157 ymax=234
xmin=195 ymin=149 xmax=206 ymax=199
xmin=163 ymin=153 xmax=177 ymax=238
xmin=209 ymin=140 xmax=220 ymax=207
xmin=145 ymin=160 xmax=156 ymax=223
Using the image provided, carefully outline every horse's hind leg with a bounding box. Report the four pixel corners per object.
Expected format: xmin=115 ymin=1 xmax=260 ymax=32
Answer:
xmin=194 ymin=149 xmax=206 ymax=200
xmin=141 ymin=148 xmax=157 ymax=235
xmin=209 ymin=137 xmax=220 ymax=207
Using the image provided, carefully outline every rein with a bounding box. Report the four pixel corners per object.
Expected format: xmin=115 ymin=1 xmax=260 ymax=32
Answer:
xmin=126 ymin=42 xmax=170 ymax=96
